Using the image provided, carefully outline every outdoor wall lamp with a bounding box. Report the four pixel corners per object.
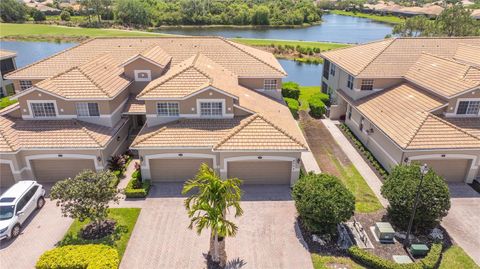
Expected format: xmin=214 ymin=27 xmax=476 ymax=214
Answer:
xmin=258 ymin=156 xmax=263 ymax=159
xmin=140 ymin=156 xmax=144 ymax=162
xmin=97 ymin=156 xmax=102 ymax=162
xmin=178 ymin=153 xmax=183 ymax=157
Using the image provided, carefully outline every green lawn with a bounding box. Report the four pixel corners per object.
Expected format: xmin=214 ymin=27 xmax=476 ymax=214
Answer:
xmin=0 ymin=97 xmax=18 ymax=109
xmin=58 ymin=208 xmax=141 ymax=259
xmin=312 ymin=254 xmax=364 ymax=269
xmin=298 ymin=86 xmax=321 ymax=111
xmin=331 ymin=10 xmax=405 ymax=24
xmin=232 ymin=38 xmax=348 ymax=51
xmin=439 ymin=245 xmax=479 ymax=269
xmin=0 ymin=23 xmax=165 ymax=40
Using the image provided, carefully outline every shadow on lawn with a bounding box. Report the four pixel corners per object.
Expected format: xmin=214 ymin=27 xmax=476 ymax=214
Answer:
xmin=56 ymin=224 xmax=128 ymax=247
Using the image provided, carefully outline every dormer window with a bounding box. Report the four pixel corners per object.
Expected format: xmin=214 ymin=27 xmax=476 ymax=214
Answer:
xmin=30 ymin=102 xmax=56 ymax=118
xmin=457 ymin=100 xmax=480 ymax=115
xmin=157 ymin=102 xmax=179 ymax=116
xmin=19 ymin=80 xmax=32 ymax=91
xmin=199 ymin=101 xmax=223 ymax=117
xmin=134 ymin=70 xmax=151 ymax=82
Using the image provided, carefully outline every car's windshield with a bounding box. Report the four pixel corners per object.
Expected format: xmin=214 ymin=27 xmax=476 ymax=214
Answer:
xmin=0 ymin=205 xmax=15 ymax=220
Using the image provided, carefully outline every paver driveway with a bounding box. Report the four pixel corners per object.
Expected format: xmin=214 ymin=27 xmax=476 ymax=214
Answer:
xmin=119 ymin=183 xmax=313 ymax=269
xmin=0 ymin=197 xmax=72 ymax=269
xmin=442 ymin=184 xmax=480 ymax=265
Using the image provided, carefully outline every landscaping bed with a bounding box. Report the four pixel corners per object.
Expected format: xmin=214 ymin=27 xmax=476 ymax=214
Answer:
xmin=124 ymin=168 xmax=151 ymax=198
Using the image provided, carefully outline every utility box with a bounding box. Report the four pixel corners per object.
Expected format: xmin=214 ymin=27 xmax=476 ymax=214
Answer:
xmin=410 ymin=244 xmax=429 ymax=257
xmin=374 ymin=222 xmax=395 ymax=243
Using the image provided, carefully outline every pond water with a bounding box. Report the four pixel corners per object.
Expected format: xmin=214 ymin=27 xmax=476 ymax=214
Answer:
xmin=157 ymin=14 xmax=393 ymax=44
xmin=0 ymin=14 xmax=390 ymax=85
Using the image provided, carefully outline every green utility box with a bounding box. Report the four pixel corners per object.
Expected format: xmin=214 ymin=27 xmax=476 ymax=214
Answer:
xmin=410 ymin=244 xmax=429 ymax=257
xmin=374 ymin=222 xmax=395 ymax=243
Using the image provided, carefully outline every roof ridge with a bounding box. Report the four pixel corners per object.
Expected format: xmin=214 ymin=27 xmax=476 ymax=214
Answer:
xmin=357 ymin=39 xmax=396 ymax=76
xmin=255 ymin=114 xmax=307 ymax=149
xmin=420 ymin=52 xmax=473 ymax=68
xmin=76 ymin=121 xmax=103 ymax=147
xmin=0 ymin=117 xmax=16 ymax=151
xmin=221 ymin=38 xmax=286 ymax=75
xmin=405 ymin=112 xmax=431 ymax=148
xmin=131 ymin=126 xmax=168 ymax=147
xmin=76 ymin=66 xmax=111 ymax=97
xmin=5 ymin=38 xmax=96 ymax=78
xmin=213 ymin=114 xmax=259 ymax=150
xmin=429 ymin=114 xmax=480 ymax=142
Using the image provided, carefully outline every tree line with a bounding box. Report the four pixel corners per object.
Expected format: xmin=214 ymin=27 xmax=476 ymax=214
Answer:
xmin=0 ymin=0 xmax=323 ymax=27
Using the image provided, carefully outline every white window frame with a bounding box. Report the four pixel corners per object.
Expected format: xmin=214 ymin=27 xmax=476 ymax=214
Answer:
xmin=28 ymin=100 xmax=58 ymax=118
xmin=197 ymin=99 xmax=225 ymax=118
xmin=76 ymin=102 xmax=100 ymax=117
xmin=347 ymin=75 xmax=354 ymax=90
xmin=455 ymin=98 xmax=480 ymax=116
xmin=360 ymin=79 xmax=374 ymax=91
xmin=330 ymin=64 xmax=336 ymax=76
xmin=156 ymin=102 xmax=179 ymax=117
xmin=134 ymin=70 xmax=152 ymax=82
xmin=19 ymin=80 xmax=32 ymax=91
xmin=264 ymin=79 xmax=278 ymax=91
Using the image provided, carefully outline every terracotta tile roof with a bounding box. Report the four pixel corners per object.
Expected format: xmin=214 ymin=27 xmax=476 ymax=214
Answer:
xmin=454 ymin=43 xmax=480 ymax=67
xmin=0 ymin=49 xmax=16 ymax=60
xmin=406 ymin=114 xmax=480 ymax=149
xmin=322 ymin=37 xmax=480 ymax=78
xmin=442 ymin=117 xmax=480 ymax=138
xmin=404 ymin=53 xmax=480 ymax=98
xmin=123 ymin=95 xmax=146 ymax=114
xmin=131 ymin=117 xmax=246 ymax=148
xmin=0 ymin=116 xmax=127 ymax=152
xmin=214 ymin=114 xmax=307 ymax=151
xmin=122 ymin=45 xmax=172 ymax=67
xmin=6 ymin=37 xmax=286 ymax=80
xmin=35 ymin=54 xmax=131 ymax=99
xmin=131 ymin=114 xmax=307 ymax=151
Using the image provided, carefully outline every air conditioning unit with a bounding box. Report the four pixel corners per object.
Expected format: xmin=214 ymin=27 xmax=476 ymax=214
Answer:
xmin=374 ymin=222 xmax=395 ymax=243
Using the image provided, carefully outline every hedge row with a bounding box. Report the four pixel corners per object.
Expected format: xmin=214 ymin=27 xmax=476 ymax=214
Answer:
xmin=309 ymin=97 xmax=326 ymax=118
xmin=348 ymin=244 xmax=442 ymax=269
xmin=281 ymin=81 xmax=300 ymax=100
xmin=125 ymin=170 xmax=151 ymax=198
xmin=36 ymin=244 xmax=119 ymax=269
xmin=339 ymin=123 xmax=388 ymax=178
xmin=284 ymin=97 xmax=299 ymax=118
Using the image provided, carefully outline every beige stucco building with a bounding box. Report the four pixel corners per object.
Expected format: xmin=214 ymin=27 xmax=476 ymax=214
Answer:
xmin=0 ymin=37 xmax=308 ymax=188
xmin=322 ymin=37 xmax=480 ymax=183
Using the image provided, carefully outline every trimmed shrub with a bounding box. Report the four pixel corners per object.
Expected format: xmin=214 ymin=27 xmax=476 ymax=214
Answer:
xmin=281 ymin=81 xmax=300 ymax=100
xmin=32 ymin=10 xmax=46 ymax=21
xmin=381 ymin=164 xmax=451 ymax=232
xmin=60 ymin=10 xmax=71 ymax=21
xmin=284 ymin=97 xmax=299 ymax=118
xmin=292 ymin=173 xmax=355 ymax=235
xmin=308 ymin=97 xmax=326 ymax=118
xmin=348 ymin=243 xmax=442 ymax=269
xmin=124 ymin=179 xmax=151 ymax=198
xmin=36 ymin=244 xmax=119 ymax=269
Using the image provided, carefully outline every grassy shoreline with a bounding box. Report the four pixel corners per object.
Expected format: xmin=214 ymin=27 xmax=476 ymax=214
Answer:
xmin=330 ymin=10 xmax=404 ymax=24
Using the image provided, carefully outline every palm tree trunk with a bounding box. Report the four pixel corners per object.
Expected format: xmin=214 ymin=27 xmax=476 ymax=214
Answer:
xmin=209 ymin=231 xmax=226 ymax=267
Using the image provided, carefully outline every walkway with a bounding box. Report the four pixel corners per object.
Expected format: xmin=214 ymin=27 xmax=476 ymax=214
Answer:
xmin=320 ymin=118 xmax=389 ymax=207
xmin=301 ymin=151 xmax=321 ymax=174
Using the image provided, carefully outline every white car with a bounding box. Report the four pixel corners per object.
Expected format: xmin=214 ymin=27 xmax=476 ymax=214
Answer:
xmin=0 ymin=181 xmax=45 ymax=240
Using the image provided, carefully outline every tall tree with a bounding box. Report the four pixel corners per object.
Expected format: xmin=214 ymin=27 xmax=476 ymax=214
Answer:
xmin=433 ymin=5 xmax=479 ymax=36
xmin=393 ymin=16 xmax=433 ymax=37
xmin=0 ymin=0 xmax=27 ymax=22
xmin=182 ymin=163 xmax=243 ymax=267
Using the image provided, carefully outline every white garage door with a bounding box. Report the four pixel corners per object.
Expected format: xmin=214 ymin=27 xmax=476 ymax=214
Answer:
xmin=150 ymin=158 xmax=213 ymax=182
xmin=31 ymin=159 xmax=96 ymax=182
xmin=0 ymin=163 xmax=15 ymax=188
xmin=422 ymin=159 xmax=471 ymax=183
xmin=227 ymin=161 xmax=292 ymax=184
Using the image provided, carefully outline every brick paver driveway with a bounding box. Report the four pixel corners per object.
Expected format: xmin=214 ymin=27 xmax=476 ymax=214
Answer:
xmin=0 ymin=196 xmax=72 ymax=269
xmin=120 ymin=183 xmax=313 ymax=269
xmin=442 ymin=184 xmax=480 ymax=265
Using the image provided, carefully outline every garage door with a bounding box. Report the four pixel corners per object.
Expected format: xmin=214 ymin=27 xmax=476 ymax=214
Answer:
xmin=150 ymin=158 xmax=213 ymax=182
xmin=31 ymin=159 xmax=96 ymax=182
xmin=422 ymin=159 xmax=471 ymax=183
xmin=227 ymin=161 xmax=291 ymax=184
xmin=0 ymin=163 xmax=15 ymax=188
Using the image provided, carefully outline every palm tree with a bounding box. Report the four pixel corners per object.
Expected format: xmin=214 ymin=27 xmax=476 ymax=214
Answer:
xmin=182 ymin=163 xmax=243 ymax=267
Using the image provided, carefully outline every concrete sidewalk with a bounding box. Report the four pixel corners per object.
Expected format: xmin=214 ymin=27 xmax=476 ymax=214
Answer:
xmin=321 ymin=119 xmax=389 ymax=208
xmin=301 ymin=151 xmax=321 ymax=174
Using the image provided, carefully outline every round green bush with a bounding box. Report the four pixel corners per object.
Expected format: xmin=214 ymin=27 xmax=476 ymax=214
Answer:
xmin=36 ymin=244 xmax=119 ymax=269
xmin=281 ymin=81 xmax=300 ymax=100
xmin=292 ymin=173 xmax=355 ymax=235
xmin=381 ymin=164 xmax=451 ymax=232
xmin=308 ymin=97 xmax=326 ymax=118
xmin=32 ymin=10 xmax=46 ymax=21
xmin=284 ymin=97 xmax=299 ymax=118
xmin=60 ymin=10 xmax=71 ymax=21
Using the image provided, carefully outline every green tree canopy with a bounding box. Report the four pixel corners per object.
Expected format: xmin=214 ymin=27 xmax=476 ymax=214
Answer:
xmin=50 ymin=170 xmax=120 ymax=229
xmin=114 ymin=0 xmax=151 ymax=26
xmin=381 ymin=164 xmax=451 ymax=232
xmin=292 ymin=173 xmax=355 ymax=235
xmin=0 ymin=0 xmax=27 ymax=22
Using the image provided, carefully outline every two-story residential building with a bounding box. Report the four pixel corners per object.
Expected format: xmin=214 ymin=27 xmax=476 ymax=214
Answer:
xmin=321 ymin=37 xmax=480 ymax=184
xmin=0 ymin=49 xmax=17 ymax=97
xmin=0 ymin=37 xmax=308 ymax=188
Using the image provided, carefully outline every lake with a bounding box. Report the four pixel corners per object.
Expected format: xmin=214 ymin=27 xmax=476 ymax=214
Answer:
xmin=0 ymin=14 xmax=392 ymax=85
xmin=157 ymin=14 xmax=393 ymax=44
